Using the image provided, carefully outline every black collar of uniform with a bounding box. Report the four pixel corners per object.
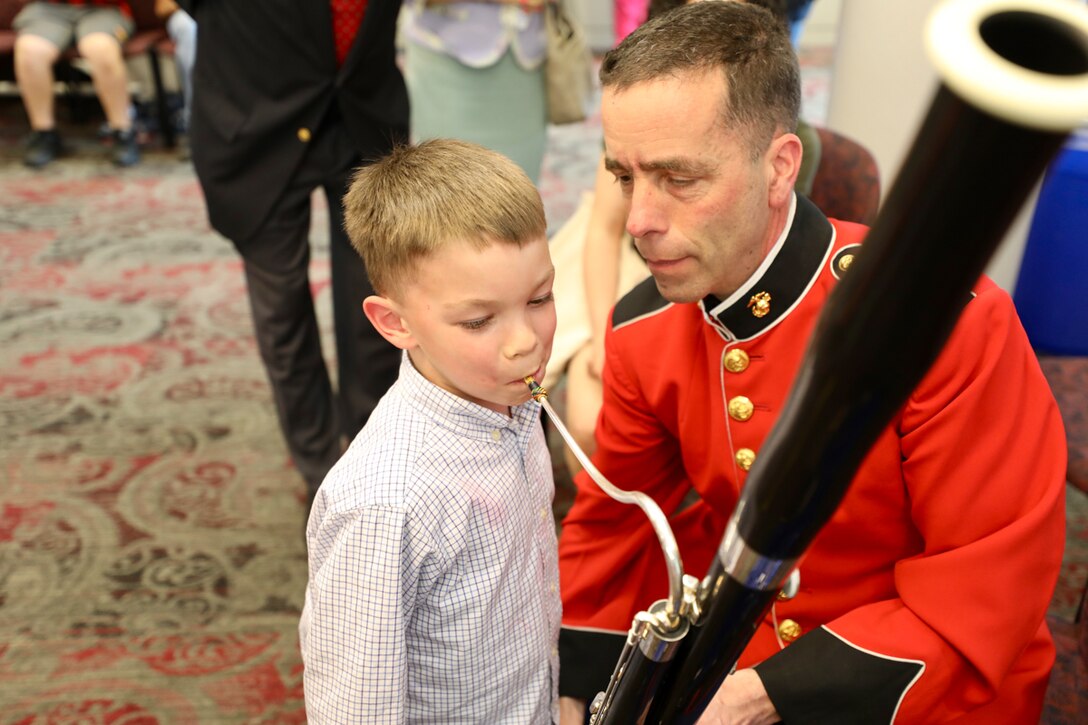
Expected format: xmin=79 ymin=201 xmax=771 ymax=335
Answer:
xmin=701 ymin=194 xmax=833 ymax=341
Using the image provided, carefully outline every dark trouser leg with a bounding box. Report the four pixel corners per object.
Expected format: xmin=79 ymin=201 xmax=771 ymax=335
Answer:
xmin=324 ymin=177 xmax=400 ymax=440
xmin=238 ymin=188 xmax=340 ymax=493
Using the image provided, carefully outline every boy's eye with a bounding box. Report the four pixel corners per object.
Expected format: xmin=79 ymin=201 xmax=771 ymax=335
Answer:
xmin=459 ymin=317 xmax=492 ymax=331
xmin=529 ymin=292 xmax=554 ymax=307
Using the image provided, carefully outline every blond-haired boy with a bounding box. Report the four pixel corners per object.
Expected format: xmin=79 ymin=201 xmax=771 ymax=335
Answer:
xmin=300 ymin=139 xmax=560 ymax=724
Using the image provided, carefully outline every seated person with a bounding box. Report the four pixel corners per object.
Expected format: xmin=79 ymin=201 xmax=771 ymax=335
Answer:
xmin=14 ymin=0 xmax=140 ymax=167
xmin=300 ymin=139 xmax=562 ymax=724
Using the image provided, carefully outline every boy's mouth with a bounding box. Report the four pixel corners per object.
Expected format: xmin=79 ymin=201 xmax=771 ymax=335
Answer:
xmin=516 ymin=366 xmax=544 ymax=385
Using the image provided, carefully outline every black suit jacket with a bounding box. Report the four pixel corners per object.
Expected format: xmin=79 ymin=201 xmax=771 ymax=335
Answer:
xmin=181 ymin=0 xmax=409 ymax=243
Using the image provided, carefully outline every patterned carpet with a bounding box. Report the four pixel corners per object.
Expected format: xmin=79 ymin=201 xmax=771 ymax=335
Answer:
xmin=1 ymin=45 xmax=1085 ymax=722
xmin=0 ymin=82 xmax=609 ymax=719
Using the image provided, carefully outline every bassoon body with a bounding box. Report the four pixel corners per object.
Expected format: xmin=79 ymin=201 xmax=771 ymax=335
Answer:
xmin=535 ymin=0 xmax=1088 ymax=722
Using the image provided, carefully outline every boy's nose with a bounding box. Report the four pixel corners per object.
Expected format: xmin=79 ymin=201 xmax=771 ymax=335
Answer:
xmin=504 ymin=318 xmax=539 ymax=360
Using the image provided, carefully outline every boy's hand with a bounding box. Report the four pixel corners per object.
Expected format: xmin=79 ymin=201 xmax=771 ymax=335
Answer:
xmin=559 ymin=696 xmax=586 ymax=725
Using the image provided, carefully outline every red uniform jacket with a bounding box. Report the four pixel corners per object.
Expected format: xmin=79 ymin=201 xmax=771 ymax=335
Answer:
xmin=557 ymin=195 xmax=1067 ymax=723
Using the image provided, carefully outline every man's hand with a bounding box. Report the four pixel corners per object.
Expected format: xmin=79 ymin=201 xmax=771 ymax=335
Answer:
xmin=559 ymin=696 xmax=587 ymax=725
xmin=696 ymin=668 xmax=780 ymax=725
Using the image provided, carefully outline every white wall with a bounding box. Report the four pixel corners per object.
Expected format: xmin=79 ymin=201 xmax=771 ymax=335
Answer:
xmin=797 ymin=0 xmax=843 ymax=49
xmin=825 ymin=0 xmax=1041 ymax=292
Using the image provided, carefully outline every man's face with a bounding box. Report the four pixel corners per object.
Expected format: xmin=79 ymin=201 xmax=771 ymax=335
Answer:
xmin=602 ymin=68 xmax=787 ymax=303
xmin=395 ymin=236 xmax=556 ymax=414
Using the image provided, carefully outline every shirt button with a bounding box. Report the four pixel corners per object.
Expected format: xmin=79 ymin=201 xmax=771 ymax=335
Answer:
xmin=539 ymin=508 xmax=547 ymax=520
xmin=727 ymin=395 xmax=754 ymax=421
xmin=491 ymin=429 xmax=501 ymax=441
xmin=297 ymin=127 xmax=312 ymax=142
xmin=735 ymin=448 xmax=756 ymax=471
xmin=723 ymin=348 xmax=750 ymax=373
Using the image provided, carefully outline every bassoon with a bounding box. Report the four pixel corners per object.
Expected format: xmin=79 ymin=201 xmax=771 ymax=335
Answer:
xmin=527 ymin=0 xmax=1088 ymax=721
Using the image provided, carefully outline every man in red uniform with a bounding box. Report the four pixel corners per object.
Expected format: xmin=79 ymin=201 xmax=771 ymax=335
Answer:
xmin=556 ymin=3 xmax=1067 ymax=723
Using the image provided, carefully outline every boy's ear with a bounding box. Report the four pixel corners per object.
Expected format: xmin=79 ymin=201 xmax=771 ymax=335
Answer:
xmin=362 ymin=295 xmax=415 ymax=351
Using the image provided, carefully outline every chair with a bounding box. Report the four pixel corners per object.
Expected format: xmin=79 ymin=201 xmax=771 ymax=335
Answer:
xmin=808 ymin=126 xmax=882 ymax=226
xmin=0 ymin=0 xmax=22 ymax=57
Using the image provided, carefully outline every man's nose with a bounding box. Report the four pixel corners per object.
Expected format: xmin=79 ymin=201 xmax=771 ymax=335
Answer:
xmin=625 ymin=182 xmax=665 ymax=240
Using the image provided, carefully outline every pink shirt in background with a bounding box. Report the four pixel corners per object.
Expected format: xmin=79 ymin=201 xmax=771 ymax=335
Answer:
xmin=613 ymin=0 xmax=648 ymax=44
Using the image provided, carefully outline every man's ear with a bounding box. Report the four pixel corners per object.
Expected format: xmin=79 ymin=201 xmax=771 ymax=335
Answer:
xmin=767 ymin=132 xmax=803 ymax=207
xmin=363 ymin=295 xmax=415 ymax=351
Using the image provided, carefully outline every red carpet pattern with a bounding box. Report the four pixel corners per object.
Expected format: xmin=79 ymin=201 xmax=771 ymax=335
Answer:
xmin=0 ymin=164 xmax=312 ymax=722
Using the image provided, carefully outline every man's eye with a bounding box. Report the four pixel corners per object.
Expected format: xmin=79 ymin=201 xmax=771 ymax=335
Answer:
xmin=529 ymin=292 xmax=554 ymax=307
xmin=668 ymin=176 xmax=695 ymax=188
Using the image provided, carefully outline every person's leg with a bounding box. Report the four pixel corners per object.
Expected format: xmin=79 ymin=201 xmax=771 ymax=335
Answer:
xmin=166 ymin=9 xmax=196 ymax=131
xmin=312 ymin=107 xmax=400 ymax=441
xmin=75 ymin=34 xmax=130 ymax=130
xmin=75 ymin=9 xmax=139 ymax=165
xmin=13 ymin=33 xmax=61 ymax=131
xmin=12 ymin=3 xmax=72 ymax=166
xmin=237 ymin=183 xmax=342 ymax=495
xmin=324 ymin=176 xmax=400 ymax=441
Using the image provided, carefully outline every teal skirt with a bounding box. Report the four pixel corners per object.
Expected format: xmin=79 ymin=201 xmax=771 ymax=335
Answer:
xmin=405 ymin=42 xmax=548 ymax=185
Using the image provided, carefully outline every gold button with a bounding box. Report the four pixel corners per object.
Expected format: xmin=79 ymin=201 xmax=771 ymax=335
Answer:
xmin=727 ymin=396 xmax=754 ymax=422
xmin=777 ymin=618 xmax=802 ymax=643
xmin=297 ymin=127 xmax=312 ymax=142
xmin=735 ymin=448 xmax=756 ymax=471
xmin=838 ymin=253 xmax=855 ymax=273
xmin=723 ymin=349 xmax=750 ymax=373
xmin=491 ymin=429 xmax=501 ymax=441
